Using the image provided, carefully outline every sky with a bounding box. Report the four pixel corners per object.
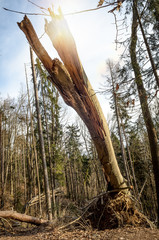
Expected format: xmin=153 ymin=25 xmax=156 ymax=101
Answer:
xmin=0 ymin=0 xmax=124 ymax=119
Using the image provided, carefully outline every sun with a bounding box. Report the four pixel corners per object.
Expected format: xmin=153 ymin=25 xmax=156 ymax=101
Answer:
xmin=41 ymin=0 xmax=90 ymax=53
xmin=40 ymin=0 xmax=99 ymax=68
xmin=54 ymin=0 xmax=82 ymax=14
xmin=42 ymin=0 xmax=83 ymax=15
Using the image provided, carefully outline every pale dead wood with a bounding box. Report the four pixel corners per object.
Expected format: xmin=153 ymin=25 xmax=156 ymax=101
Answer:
xmin=18 ymin=14 xmax=128 ymax=191
xmin=0 ymin=211 xmax=48 ymax=225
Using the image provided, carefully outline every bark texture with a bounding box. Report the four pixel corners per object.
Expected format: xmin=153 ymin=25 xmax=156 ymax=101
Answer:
xmin=134 ymin=3 xmax=159 ymax=88
xmin=30 ymin=47 xmax=52 ymax=220
xmin=0 ymin=111 xmax=4 ymax=208
xmin=25 ymin=64 xmax=42 ymax=216
xmin=18 ymin=14 xmax=127 ymax=191
xmin=130 ymin=0 xmax=159 ymax=224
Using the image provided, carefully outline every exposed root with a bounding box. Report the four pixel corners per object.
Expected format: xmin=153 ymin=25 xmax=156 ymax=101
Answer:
xmin=59 ymin=192 xmax=156 ymax=230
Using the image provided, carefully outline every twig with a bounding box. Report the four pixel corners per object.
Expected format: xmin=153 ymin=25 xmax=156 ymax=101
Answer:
xmin=0 ymin=217 xmax=14 ymax=232
xmin=39 ymin=32 xmax=46 ymax=40
xmin=64 ymin=4 xmax=117 ymax=16
xmin=108 ymin=0 xmax=126 ymax=13
xmin=27 ymin=0 xmax=47 ymax=11
xmin=3 ymin=7 xmax=48 ymax=16
xmin=138 ymin=179 xmax=147 ymax=200
xmin=58 ymin=202 xmax=92 ymax=230
xmin=97 ymin=201 xmax=107 ymax=229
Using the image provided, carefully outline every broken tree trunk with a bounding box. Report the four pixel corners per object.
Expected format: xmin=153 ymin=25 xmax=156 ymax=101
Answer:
xmin=17 ymin=13 xmax=127 ymax=191
xmin=0 ymin=211 xmax=47 ymax=225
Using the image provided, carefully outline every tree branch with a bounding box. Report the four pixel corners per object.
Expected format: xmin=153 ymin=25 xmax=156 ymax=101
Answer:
xmin=3 ymin=7 xmax=47 ymax=16
xmin=27 ymin=0 xmax=47 ymax=11
xmin=3 ymin=1 xmax=125 ymax=17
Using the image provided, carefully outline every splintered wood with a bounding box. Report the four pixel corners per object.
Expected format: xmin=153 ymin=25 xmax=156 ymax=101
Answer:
xmin=18 ymin=12 xmax=127 ymax=191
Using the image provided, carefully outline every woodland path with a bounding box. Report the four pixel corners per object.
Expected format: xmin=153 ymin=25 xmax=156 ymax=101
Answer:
xmin=0 ymin=226 xmax=159 ymax=240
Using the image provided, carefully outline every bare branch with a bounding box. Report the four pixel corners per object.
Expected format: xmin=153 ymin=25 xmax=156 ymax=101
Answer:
xmin=39 ymin=31 xmax=46 ymax=40
xmin=65 ymin=3 xmax=117 ymax=15
xmin=3 ymin=7 xmax=48 ymax=16
xmin=108 ymin=0 xmax=126 ymax=13
xmin=3 ymin=2 xmax=125 ymax=17
xmin=27 ymin=0 xmax=47 ymax=11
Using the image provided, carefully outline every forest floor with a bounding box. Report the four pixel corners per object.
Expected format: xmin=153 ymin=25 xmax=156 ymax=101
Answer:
xmin=0 ymin=226 xmax=159 ymax=240
xmin=1 ymin=192 xmax=159 ymax=239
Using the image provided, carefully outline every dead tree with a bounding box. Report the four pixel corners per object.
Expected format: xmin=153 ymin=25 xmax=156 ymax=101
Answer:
xmin=0 ymin=211 xmax=47 ymax=225
xmin=17 ymin=12 xmax=128 ymax=192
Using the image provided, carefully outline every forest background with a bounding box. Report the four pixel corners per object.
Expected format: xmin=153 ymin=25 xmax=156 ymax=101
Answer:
xmin=0 ymin=0 xmax=159 ymax=229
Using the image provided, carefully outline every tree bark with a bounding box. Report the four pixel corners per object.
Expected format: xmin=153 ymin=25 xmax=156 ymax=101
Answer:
xmin=130 ymin=0 xmax=159 ymax=224
xmin=38 ymin=66 xmax=57 ymax=217
xmin=0 ymin=211 xmax=47 ymax=225
xmin=134 ymin=2 xmax=159 ymax=88
xmin=25 ymin=64 xmax=42 ymax=217
xmin=0 ymin=111 xmax=4 ymax=208
xmin=30 ymin=47 xmax=52 ymax=220
xmin=18 ymin=14 xmax=127 ymax=191
xmin=148 ymin=0 xmax=159 ymax=23
xmin=121 ymin=124 xmax=139 ymax=200
xmin=26 ymin=109 xmax=33 ymax=201
xmin=107 ymin=61 xmax=131 ymax=187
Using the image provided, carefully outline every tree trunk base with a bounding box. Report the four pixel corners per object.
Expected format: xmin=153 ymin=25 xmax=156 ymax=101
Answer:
xmin=85 ymin=192 xmax=155 ymax=230
xmin=60 ymin=192 xmax=156 ymax=230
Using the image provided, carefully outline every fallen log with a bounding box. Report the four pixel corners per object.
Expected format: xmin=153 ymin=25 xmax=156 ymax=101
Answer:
xmin=0 ymin=211 xmax=48 ymax=226
xmin=24 ymin=188 xmax=64 ymax=213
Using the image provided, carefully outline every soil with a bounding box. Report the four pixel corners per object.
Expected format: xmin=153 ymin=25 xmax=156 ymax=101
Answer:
xmin=0 ymin=226 xmax=159 ymax=240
